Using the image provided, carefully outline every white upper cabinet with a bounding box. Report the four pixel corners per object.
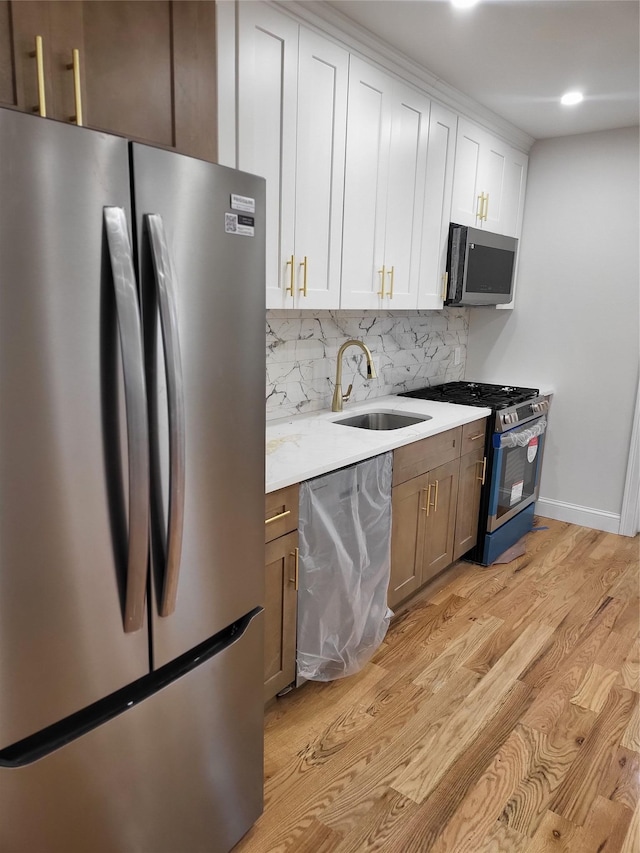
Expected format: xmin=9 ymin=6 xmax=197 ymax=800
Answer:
xmin=450 ymin=118 xmax=528 ymax=238
xmin=417 ymin=103 xmax=458 ymax=309
xmin=237 ymin=4 xmax=347 ymax=309
xmin=341 ymin=58 xmax=430 ymax=310
xmin=234 ymin=3 xmax=530 ymax=310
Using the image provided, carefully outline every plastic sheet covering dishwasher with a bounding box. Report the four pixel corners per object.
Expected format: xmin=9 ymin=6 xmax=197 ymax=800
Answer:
xmin=296 ymin=453 xmax=393 ymax=681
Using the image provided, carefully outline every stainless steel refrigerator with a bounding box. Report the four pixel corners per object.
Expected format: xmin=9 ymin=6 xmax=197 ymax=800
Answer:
xmin=0 ymin=107 xmax=265 ymax=852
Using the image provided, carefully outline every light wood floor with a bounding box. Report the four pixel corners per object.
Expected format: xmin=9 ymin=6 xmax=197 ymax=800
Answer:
xmin=236 ymin=518 xmax=640 ymax=852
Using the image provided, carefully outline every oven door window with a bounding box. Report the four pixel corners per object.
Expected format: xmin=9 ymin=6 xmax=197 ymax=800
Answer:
xmin=488 ymin=417 xmax=547 ymax=532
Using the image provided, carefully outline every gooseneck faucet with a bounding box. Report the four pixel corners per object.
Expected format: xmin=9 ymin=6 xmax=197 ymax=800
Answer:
xmin=331 ymin=339 xmax=377 ymax=412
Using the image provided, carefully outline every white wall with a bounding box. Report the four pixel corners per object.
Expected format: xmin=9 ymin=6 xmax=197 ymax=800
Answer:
xmin=466 ymin=126 xmax=639 ymax=533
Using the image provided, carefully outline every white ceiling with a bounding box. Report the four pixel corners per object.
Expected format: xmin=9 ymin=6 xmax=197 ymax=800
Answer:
xmin=322 ymin=0 xmax=640 ymax=140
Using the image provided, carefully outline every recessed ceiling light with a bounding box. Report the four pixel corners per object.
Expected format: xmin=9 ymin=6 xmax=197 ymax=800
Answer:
xmin=451 ymin=0 xmax=480 ymax=9
xmin=561 ymin=91 xmax=584 ymax=106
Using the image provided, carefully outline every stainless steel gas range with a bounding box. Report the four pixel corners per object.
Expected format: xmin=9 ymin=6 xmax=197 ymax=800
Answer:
xmin=400 ymin=381 xmax=549 ymax=565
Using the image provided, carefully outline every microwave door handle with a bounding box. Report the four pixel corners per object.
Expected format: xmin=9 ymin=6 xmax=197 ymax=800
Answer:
xmin=104 ymin=206 xmax=150 ymax=634
xmin=145 ymin=213 xmax=186 ymax=618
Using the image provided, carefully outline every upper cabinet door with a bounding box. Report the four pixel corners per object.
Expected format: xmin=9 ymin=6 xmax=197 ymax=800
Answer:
xmin=238 ymin=2 xmax=298 ymax=309
xmin=293 ymin=28 xmax=348 ymax=309
xmin=417 ymin=102 xmax=457 ymax=309
xmin=451 ymin=118 xmax=528 ymax=238
xmin=382 ymin=81 xmax=430 ymax=310
xmin=340 ymin=57 xmax=393 ymax=310
xmin=450 ymin=119 xmax=484 ymax=228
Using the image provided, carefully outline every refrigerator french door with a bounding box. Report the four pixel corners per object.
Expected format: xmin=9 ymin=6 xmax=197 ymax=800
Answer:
xmin=0 ymin=108 xmax=265 ymax=852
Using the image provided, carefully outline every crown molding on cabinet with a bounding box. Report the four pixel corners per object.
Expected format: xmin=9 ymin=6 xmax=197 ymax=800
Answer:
xmin=271 ymin=0 xmax=535 ymax=153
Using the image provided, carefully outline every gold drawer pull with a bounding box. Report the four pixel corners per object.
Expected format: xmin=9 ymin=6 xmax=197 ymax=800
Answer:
xmin=290 ymin=547 xmax=299 ymax=590
xmin=265 ymin=509 xmax=291 ymax=525
xmin=67 ymin=48 xmax=83 ymax=126
xmin=469 ymin=432 xmax=484 ymax=441
xmin=299 ymin=256 xmax=308 ymax=296
xmin=30 ymin=35 xmax=47 ymax=117
xmin=285 ymin=255 xmax=295 ymax=296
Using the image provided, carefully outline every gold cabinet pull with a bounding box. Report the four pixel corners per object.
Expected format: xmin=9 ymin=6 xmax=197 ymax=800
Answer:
xmin=299 ymin=256 xmax=308 ymax=296
xmin=66 ymin=48 xmax=83 ymax=126
xmin=433 ymin=479 xmax=439 ymax=513
xmin=477 ymin=457 xmax=487 ymax=484
xmin=377 ymin=266 xmax=386 ymax=298
xmin=285 ymin=255 xmax=295 ymax=297
xmin=30 ymin=35 xmax=47 ymax=117
xmin=476 ymin=192 xmax=484 ymax=220
xmin=387 ymin=266 xmax=394 ymax=298
xmin=421 ymin=485 xmax=431 ymax=515
xmin=482 ymin=192 xmax=490 ymax=221
xmin=441 ymin=271 xmax=449 ymax=301
xmin=469 ymin=432 xmax=484 ymax=441
xmin=290 ymin=547 xmax=299 ymax=590
xmin=265 ymin=509 xmax=291 ymax=525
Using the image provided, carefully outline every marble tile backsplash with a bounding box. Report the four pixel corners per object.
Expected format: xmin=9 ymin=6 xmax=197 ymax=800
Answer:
xmin=266 ymin=309 xmax=469 ymax=421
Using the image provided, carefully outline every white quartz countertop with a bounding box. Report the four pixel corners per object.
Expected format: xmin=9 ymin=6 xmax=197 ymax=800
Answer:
xmin=266 ymin=395 xmax=492 ymax=493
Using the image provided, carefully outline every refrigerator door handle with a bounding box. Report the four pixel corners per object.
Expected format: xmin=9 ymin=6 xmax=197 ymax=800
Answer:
xmin=145 ymin=213 xmax=186 ymax=617
xmin=103 ymin=206 xmax=150 ymax=633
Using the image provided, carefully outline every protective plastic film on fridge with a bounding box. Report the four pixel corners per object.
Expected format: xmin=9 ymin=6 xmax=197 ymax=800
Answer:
xmin=0 ymin=107 xmax=265 ymax=853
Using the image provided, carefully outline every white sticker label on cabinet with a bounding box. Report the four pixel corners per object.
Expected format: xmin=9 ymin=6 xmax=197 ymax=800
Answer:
xmin=230 ymin=194 xmax=256 ymax=213
xmin=527 ymin=436 xmax=538 ymax=464
xmin=510 ymin=480 xmax=524 ymax=505
xmin=224 ymin=212 xmax=255 ymax=237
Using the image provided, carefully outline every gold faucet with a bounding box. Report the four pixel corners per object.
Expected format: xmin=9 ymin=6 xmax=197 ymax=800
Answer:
xmin=331 ymin=339 xmax=377 ymax=412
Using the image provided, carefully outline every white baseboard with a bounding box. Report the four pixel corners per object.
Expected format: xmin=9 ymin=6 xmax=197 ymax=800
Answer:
xmin=536 ymin=497 xmax=621 ymax=535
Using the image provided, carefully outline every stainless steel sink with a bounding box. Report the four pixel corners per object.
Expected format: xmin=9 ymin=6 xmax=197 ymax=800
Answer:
xmin=332 ymin=411 xmax=431 ymax=430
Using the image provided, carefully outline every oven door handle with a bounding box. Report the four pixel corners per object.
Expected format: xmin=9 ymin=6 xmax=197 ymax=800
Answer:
xmin=493 ymin=416 xmax=547 ymax=449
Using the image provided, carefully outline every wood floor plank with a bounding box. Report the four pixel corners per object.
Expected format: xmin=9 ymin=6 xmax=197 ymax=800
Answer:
xmin=598 ymin=746 xmax=640 ymax=812
xmin=425 ymin=725 xmax=541 ymax=853
xmin=620 ymin=699 xmax=640 ymax=752
xmin=620 ymin=800 xmax=640 ymax=853
xmin=523 ymin=810 xmax=582 ymax=852
xmin=520 ymin=595 xmax=626 ymax=695
xmin=499 ymin=703 xmax=596 ymax=837
xmin=611 ymin=597 xmax=640 ymax=643
xmin=413 ymin=613 xmax=503 ymax=690
xmin=316 ymin=669 xmax=482 ymax=835
xmin=548 ymin=686 xmax=638 ymax=825
xmin=576 ymin=795 xmax=632 ymax=853
xmin=619 ymin=639 xmax=640 ymax=693
xmin=328 ymin=789 xmax=419 ymax=853
xmin=476 ymin=821 xmax=529 ymax=852
xmin=392 ymin=621 xmax=554 ymax=804
xmin=570 ymin=662 xmax=621 ymax=713
xmin=377 ymin=680 xmax=534 ymax=853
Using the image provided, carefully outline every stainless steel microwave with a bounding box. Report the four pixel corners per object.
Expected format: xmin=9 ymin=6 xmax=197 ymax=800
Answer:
xmin=444 ymin=223 xmax=518 ymax=306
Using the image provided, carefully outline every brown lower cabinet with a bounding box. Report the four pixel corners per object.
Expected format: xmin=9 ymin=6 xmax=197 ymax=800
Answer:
xmin=0 ymin=0 xmax=216 ymax=161
xmin=389 ymin=420 xmax=487 ymax=609
xmin=264 ymin=485 xmax=299 ymax=702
